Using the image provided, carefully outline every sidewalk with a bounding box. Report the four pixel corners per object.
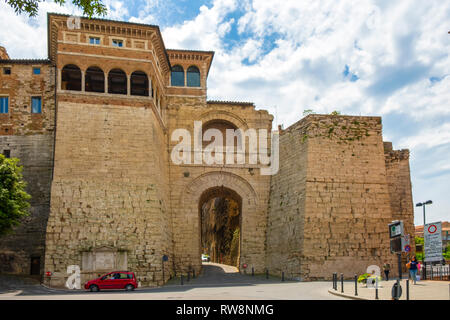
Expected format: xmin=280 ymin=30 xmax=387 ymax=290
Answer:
xmin=328 ymin=279 xmax=449 ymax=300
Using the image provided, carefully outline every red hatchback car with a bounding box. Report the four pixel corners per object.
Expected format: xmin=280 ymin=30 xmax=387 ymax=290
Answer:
xmin=84 ymin=271 xmax=138 ymax=292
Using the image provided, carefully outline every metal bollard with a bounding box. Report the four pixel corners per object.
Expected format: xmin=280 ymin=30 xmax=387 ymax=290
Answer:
xmin=266 ymin=269 xmax=269 ymax=280
xmin=252 ymin=267 xmax=254 ymax=277
xmin=341 ymin=273 xmax=344 ymax=293
xmin=331 ymin=273 xmax=334 ymax=290
xmin=406 ymin=279 xmax=409 ymax=300
xmin=375 ymin=280 xmax=379 ymax=300
xmin=354 ymin=274 xmax=358 ymax=296
xmin=331 ymin=273 xmax=334 ymax=289
xmin=180 ymin=274 xmax=184 ymax=285
xmin=282 ymin=272 xmax=285 ymax=282
xmin=193 ymin=269 xmax=196 ymax=279
xmin=187 ymin=270 xmax=190 ymax=282
xmin=334 ymin=273 xmax=338 ymax=290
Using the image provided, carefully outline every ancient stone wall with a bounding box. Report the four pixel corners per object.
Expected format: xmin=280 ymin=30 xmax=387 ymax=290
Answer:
xmin=0 ymin=62 xmax=55 ymax=275
xmin=44 ymin=97 xmax=171 ymax=287
xmin=0 ymin=135 xmax=54 ymax=274
xmin=268 ymin=115 xmax=399 ymax=280
xmin=266 ymin=122 xmax=308 ymax=280
xmin=384 ymin=142 xmax=416 ymax=252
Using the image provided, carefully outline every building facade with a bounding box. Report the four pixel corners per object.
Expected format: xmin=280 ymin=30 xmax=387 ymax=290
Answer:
xmin=0 ymin=14 xmax=415 ymax=287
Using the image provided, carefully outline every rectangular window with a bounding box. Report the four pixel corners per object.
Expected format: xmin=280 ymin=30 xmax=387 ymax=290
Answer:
xmin=33 ymin=67 xmax=41 ymax=75
xmin=31 ymin=97 xmax=42 ymax=114
xmin=89 ymin=37 xmax=100 ymax=45
xmin=3 ymin=67 xmax=11 ymax=75
xmin=0 ymin=97 xmax=8 ymax=113
xmin=112 ymin=39 xmax=123 ymax=47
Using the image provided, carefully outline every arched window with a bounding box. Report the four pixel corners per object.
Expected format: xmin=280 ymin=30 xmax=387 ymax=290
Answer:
xmin=171 ymin=65 xmax=184 ymax=86
xmin=61 ymin=64 xmax=81 ymax=91
xmin=85 ymin=66 xmax=105 ymax=93
xmin=202 ymin=120 xmax=238 ymax=150
xmin=187 ymin=66 xmax=200 ymax=87
xmin=108 ymin=69 xmax=127 ymax=95
xmin=130 ymin=71 xmax=149 ymax=96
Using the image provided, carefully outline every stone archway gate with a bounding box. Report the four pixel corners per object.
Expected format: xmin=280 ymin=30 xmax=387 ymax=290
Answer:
xmin=172 ymin=171 xmax=267 ymax=275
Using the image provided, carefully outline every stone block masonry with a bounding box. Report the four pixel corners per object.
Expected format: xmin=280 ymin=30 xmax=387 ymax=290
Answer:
xmin=266 ymin=115 xmax=410 ymax=280
xmin=44 ymin=100 xmax=171 ymax=287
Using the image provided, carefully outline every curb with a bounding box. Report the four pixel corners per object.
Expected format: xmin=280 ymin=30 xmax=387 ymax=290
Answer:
xmin=328 ymin=289 xmax=370 ymax=300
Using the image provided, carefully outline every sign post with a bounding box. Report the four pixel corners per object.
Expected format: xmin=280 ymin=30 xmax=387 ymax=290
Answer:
xmin=389 ymin=221 xmax=404 ymax=283
xmin=424 ymin=222 xmax=443 ymax=264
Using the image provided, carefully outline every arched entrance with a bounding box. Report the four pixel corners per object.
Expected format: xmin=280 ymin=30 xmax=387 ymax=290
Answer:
xmin=176 ymin=171 xmax=265 ymax=275
xmin=199 ymin=186 xmax=241 ymax=267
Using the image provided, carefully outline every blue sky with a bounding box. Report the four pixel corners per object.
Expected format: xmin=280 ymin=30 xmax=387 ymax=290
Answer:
xmin=0 ymin=0 xmax=449 ymax=225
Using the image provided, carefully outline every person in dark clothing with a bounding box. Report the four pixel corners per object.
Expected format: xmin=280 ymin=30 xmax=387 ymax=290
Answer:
xmin=383 ymin=263 xmax=391 ymax=281
xmin=408 ymin=256 xmax=419 ymax=284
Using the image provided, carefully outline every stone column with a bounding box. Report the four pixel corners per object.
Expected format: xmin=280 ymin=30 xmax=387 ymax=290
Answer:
xmin=127 ymin=74 xmax=131 ymax=96
xmin=57 ymin=68 xmax=62 ymax=91
xmin=105 ymin=72 xmax=108 ymax=93
xmin=149 ymin=78 xmax=152 ymax=98
xmin=81 ymin=70 xmax=85 ymax=92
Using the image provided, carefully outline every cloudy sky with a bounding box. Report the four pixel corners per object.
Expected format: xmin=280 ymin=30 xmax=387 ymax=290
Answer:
xmin=0 ymin=0 xmax=449 ymax=226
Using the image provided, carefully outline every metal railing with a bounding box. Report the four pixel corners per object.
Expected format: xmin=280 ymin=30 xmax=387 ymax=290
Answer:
xmin=420 ymin=263 xmax=449 ymax=281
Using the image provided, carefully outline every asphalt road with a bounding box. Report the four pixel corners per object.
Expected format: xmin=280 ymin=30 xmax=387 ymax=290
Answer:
xmin=0 ymin=263 xmax=345 ymax=300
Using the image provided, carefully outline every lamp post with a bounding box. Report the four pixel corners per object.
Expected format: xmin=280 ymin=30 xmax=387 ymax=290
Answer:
xmin=416 ymin=200 xmax=432 ymax=279
xmin=416 ymin=200 xmax=432 ymax=227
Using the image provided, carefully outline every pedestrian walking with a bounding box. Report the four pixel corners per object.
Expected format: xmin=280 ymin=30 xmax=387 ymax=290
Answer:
xmin=383 ymin=262 xmax=391 ymax=281
xmin=407 ymin=256 xmax=419 ymax=284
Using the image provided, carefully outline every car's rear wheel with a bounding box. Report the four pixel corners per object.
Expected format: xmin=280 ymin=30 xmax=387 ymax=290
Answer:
xmin=125 ymin=284 xmax=135 ymax=291
xmin=89 ymin=284 xmax=99 ymax=292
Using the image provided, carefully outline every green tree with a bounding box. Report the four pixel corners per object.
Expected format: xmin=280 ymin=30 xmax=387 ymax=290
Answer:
xmin=0 ymin=154 xmax=31 ymax=236
xmin=5 ymin=0 xmax=107 ymax=18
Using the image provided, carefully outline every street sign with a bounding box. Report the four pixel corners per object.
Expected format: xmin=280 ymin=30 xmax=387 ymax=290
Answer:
xmin=424 ymin=221 xmax=443 ymax=262
xmin=390 ymin=237 xmax=402 ymax=253
xmin=162 ymin=255 xmax=169 ymax=262
xmin=389 ymin=221 xmax=404 ymax=239
xmin=402 ymin=234 xmax=411 ymax=253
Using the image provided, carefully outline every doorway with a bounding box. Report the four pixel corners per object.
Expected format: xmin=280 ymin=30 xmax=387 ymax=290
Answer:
xmin=199 ymin=186 xmax=242 ymax=267
xmin=30 ymin=256 xmax=40 ymax=275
